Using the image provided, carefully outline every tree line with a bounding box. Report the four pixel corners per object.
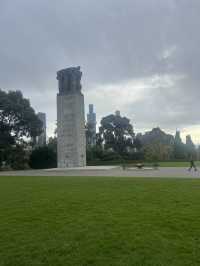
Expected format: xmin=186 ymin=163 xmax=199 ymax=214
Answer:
xmin=0 ymin=89 xmax=199 ymax=170
xmin=86 ymin=113 xmax=199 ymax=164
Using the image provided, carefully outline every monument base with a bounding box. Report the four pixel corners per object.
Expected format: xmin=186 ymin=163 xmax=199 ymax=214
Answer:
xmin=57 ymin=93 xmax=86 ymax=168
xmin=45 ymin=166 xmax=120 ymax=171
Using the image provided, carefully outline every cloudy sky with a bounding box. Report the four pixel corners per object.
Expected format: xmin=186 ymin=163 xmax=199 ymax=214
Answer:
xmin=0 ymin=0 xmax=200 ymax=143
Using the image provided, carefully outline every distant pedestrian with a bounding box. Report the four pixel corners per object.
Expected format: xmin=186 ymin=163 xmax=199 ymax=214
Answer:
xmin=188 ymin=159 xmax=197 ymax=172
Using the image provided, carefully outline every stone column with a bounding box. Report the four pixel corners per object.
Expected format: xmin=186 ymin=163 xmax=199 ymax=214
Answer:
xmin=57 ymin=67 xmax=86 ymax=168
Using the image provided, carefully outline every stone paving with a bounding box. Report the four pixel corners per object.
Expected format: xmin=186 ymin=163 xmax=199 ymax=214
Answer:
xmin=0 ymin=167 xmax=200 ymax=178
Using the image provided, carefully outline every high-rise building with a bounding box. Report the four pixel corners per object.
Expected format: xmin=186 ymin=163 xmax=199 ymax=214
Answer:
xmin=115 ymin=110 xmax=121 ymax=116
xmin=87 ymin=104 xmax=96 ymax=146
xmin=174 ymin=130 xmax=182 ymax=144
xmin=186 ymin=135 xmax=195 ymax=148
xmin=37 ymin=112 xmax=46 ymax=146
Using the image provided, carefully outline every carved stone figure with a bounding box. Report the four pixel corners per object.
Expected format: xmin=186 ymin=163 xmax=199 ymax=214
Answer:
xmin=57 ymin=66 xmax=82 ymax=94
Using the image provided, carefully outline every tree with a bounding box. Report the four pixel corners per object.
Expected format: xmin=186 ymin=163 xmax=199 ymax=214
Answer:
xmin=138 ymin=128 xmax=175 ymax=161
xmin=96 ymin=132 xmax=103 ymax=147
xmin=0 ymin=122 xmax=15 ymax=148
xmin=134 ymin=136 xmax=143 ymax=151
xmin=0 ymin=89 xmax=43 ymax=168
xmin=29 ymin=146 xmax=57 ymax=169
xmin=143 ymin=143 xmax=173 ymax=162
xmin=99 ymin=113 xmax=134 ymax=155
xmin=8 ymin=145 xmax=29 ymax=170
xmin=0 ymin=90 xmax=42 ymax=144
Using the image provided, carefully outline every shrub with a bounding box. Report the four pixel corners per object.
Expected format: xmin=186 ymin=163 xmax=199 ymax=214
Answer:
xmin=29 ymin=146 xmax=57 ymax=169
xmin=10 ymin=146 xmax=29 ymax=170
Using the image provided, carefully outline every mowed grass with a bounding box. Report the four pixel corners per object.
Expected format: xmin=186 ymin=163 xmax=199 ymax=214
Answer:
xmin=89 ymin=160 xmax=200 ymax=168
xmin=158 ymin=161 xmax=200 ymax=167
xmin=0 ymin=176 xmax=200 ymax=266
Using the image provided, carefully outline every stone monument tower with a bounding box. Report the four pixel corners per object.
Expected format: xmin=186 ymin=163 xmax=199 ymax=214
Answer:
xmin=57 ymin=66 xmax=86 ymax=168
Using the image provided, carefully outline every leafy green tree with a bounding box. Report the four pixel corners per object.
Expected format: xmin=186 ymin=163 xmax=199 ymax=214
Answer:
xmin=137 ymin=128 xmax=175 ymax=161
xmin=99 ymin=113 xmax=134 ymax=155
xmin=0 ymin=122 xmax=15 ymax=148
xmin=96 ymin=132 xmax=103 ymax=147
xmin=86 ymin=146 xmax=104 ymax=163
xmin=0 ymin=90 xmax=42 ymax=144
xmin=0 ymin=89 xmax=43 ymax=168
xmin=143 ymin=143 xmax=174 ymax=162
xmin=134 ymin=137 xmax=143 ymax=151
xmin=29 ymin=146 xmax=57 ymax=169
xmin=86 ymin=145 xmax=121 ymax=164
xmin=9 ymin=145 xmax=29 ymax=170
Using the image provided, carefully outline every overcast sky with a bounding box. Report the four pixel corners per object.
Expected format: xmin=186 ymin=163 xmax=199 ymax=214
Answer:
xmin=0 ymin=0 xmax=200 ymax=143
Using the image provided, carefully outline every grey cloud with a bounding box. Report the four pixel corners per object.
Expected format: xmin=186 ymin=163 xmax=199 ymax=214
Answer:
xmin=0 ymin=0 xmax=179 ymax=86
xmin=0 ymin=0 xmax=199 ymax=137
xmin=128 ymin=79 xmax=200 ymax=131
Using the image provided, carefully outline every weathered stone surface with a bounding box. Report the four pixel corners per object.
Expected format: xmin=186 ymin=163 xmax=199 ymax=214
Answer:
xmin=57 ymin=67 xmax=86 ymax=168
xmin=57 ymin=66 xmax=82 ymax=95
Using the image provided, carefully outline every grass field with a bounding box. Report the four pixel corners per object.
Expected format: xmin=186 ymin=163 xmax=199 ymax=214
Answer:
xmin=158 ymin=161 xmax=200 ymax=167
xmin=1 ymin=176 xmax=200 ymax=266
xmin=89 ymin=160 xmax=200 ymax=168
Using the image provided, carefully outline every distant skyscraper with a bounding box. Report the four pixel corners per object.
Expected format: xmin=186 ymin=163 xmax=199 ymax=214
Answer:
xmin=87 ymin=104 xmax=96 ymax=146
xmin=174 ymin=130 xmax=182 ymax=144
xmin=37 ymin=112 xmax=46 ymax=147
xmin=115 ymin=110 xmax=121 ymax=116
xmin=186 ymin=135 xmax=195 ymax=149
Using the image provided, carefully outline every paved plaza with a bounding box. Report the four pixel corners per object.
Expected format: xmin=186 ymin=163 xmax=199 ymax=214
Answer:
xmin=0 ymin=167 xmax=200 ymax=178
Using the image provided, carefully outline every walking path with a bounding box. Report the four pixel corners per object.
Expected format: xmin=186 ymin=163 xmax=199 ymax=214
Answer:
xmin=0 ymin=167 xmax=200 ymax=178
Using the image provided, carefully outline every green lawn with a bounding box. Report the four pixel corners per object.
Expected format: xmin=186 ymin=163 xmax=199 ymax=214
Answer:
xmin=158 ymin=161 xmax=200 ymax=167
xmin=89 ymin=160 xmax=200 ymax=168
xmin=1 ymin=176 xmax=200 ymax=266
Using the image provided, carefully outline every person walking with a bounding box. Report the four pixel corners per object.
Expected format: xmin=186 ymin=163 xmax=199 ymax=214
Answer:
xmin=188 ymin=159 xmax=197 ymax=171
